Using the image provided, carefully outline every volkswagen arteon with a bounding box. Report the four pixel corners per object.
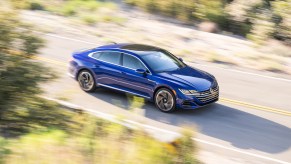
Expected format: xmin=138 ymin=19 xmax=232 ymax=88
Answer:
xmin=69 ymin=43 xmax=219 ymax=112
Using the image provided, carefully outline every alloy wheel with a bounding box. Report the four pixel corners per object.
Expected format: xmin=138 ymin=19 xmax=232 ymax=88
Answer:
xmin=78 ymin=71 xmax=95 ymax=92
xmin=155 ymin=89 xmax=175 ymax=112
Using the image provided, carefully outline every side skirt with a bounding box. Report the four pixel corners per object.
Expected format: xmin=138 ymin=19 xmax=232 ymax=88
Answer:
xmin=97 ymin=83 xmax=151 ymax=100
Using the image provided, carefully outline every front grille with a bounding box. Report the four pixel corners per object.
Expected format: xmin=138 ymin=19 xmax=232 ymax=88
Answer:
xmin=194 ymin=87 xmax=219 ymax=103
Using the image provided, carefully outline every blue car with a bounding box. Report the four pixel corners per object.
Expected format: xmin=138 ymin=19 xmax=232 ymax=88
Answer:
xmin=69 ymin=43 xmax=219 ymax=112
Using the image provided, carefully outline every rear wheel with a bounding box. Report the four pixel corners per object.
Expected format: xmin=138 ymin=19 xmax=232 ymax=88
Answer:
xmin=154 ymin=88 xmax=176 ymax=113
xmin=78 ymin=70 xmax=96 ymax=92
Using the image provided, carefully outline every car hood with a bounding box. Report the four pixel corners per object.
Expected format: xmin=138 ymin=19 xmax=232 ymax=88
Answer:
xmin=156 ymin=66 xmax=214 ymax=91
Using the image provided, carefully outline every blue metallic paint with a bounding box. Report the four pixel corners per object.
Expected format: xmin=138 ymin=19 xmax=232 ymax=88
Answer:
xmin=69 ymin=43 xmax=219 ymax=110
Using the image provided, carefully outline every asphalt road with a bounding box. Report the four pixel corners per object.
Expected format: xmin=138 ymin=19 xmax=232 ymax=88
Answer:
xmin=37 ymin=32 xmax=291 ymax=164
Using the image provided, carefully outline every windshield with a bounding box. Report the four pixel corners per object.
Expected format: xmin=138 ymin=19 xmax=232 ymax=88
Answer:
xmin=140 ymin=50 xmax=186 ymax=73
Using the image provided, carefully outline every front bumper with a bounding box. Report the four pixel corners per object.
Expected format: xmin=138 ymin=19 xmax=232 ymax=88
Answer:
xmin=176 ymin=97 xmax=219 ymax=109
xmin=176 ymin=87 xmax=219 ymax=109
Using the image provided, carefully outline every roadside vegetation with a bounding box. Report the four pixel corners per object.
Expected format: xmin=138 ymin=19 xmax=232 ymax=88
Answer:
xmin=6 ymin=0 xmax=291 ymax=75
xmin=8 ymin=0 xmax=291 ymax=75
xmin=1 ymin=113 xmax=198 ymax=164
xmin=10 ymin=0 xmax=127 ymax=25
xmin=0 ymin=6 xmax=198 ymax=164
xmin=14 ymin=0 xmax=291 ymax=45
xmin=125 ymin=0 xmax=291 ymax=46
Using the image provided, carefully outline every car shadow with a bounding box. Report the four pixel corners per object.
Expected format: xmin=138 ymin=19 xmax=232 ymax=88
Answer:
xmin=88 ymin=88 xmax=291 ymax=154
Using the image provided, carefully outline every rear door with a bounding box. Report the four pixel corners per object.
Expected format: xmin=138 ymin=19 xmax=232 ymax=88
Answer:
xmin=89 ymin=51 xmax=123 ymax=88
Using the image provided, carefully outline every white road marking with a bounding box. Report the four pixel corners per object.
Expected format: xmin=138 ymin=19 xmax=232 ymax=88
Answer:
xmin=44 ymin=97 xmax=290 ymax=164
xmin=36 ymin=31 xmax=98 ymax=45
xmin=193 ymin=138 xmax=290 ymax=164
xmin=38 ymin=31 xmax=291 ymax=83
xmin=46 ymin=33 xmax=97 ymax=45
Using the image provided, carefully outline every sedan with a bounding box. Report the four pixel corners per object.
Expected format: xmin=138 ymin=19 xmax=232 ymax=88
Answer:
xmin=69 ymin=43 xmax=219 ymax=112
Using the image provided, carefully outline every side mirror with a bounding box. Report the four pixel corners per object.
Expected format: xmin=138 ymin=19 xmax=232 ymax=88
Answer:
xmin=178 ymin=58 xmax=183 ymax=62
xmin=135 ymin=68 xmax=147 ymax=75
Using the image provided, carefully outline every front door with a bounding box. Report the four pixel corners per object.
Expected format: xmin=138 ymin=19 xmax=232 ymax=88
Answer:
xmin=118 ymin=53 xmax=155 ymax=98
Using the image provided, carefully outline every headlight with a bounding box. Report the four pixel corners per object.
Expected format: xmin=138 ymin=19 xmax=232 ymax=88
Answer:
xmin=179 ymin=89 xmax=198 ymax=95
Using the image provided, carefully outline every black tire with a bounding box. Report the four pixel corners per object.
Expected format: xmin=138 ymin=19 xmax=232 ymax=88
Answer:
xmin=154 ymin=88 xmax=176 ymax=113
xmin=77 ymin=70 xmax=96 ymax=92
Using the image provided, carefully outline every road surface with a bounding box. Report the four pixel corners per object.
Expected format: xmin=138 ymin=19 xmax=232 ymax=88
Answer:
xmin=36 ymin=32 xmax=291 ymax=164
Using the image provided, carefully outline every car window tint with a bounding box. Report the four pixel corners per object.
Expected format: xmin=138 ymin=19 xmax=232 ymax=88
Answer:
xmin=98 ymin=51 xmax=121 ymax=65
xmin=123 ymin=54 xmax=146 ymax=70
xmin=91 ymin=52 xmax=102 ymax=59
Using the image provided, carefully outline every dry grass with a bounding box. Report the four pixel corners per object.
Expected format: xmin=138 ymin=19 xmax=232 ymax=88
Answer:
xmin=205 ymin=51 xmax=236 ymax=65
xmin=258 ymin=56 xmax=285 ymax=73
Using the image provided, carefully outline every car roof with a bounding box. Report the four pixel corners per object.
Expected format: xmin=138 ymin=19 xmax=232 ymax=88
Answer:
xmin=96 ymin=43 xmax=162 ymax=54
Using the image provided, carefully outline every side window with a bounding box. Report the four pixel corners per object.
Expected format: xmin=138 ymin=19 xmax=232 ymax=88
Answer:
xmin=123 ymin=54 xmax=146 ymax=70
xmin=91 ymin=52 xmax=102 ymax=59
xmin=98 ymin=51 xmax=121 ymax=65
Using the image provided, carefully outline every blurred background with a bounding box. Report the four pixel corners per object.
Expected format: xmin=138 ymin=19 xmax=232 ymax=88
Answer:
xmin=0 ymin=0 xmax=290 ymax=163
xmin=6 ymin=0 xmax=291 ymax=74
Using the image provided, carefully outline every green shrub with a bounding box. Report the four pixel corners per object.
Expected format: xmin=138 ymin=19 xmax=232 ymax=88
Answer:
xmin=81 ymin=15 xmax=98 ymax=25
xmin=60 ymin=4 xmax=77 ymax=16
xmin=124 ymin=0 xmax=227 ymax=27
xmin=272 ymin=0 xmax=291 ymax=45
xmin=125 ymin=0 xmax=196 ymax=21
xmin=20 ymin=31 xmax=45 ymax=55
xmin=9 ymin=0 xmax=45 ymax=10
xmin=29 ymin=1 xmax=44 ymax=10
xmin=194 ymin=0 xmax=226 ymax=22
xmin=247 ymin=13 xmax=275 ymax=44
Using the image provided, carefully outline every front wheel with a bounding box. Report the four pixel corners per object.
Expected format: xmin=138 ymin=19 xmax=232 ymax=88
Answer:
xmin=154 ymin=88 xmax=176 ymax=113
xmin=77 ymin=70 xmax=96 ymax=92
